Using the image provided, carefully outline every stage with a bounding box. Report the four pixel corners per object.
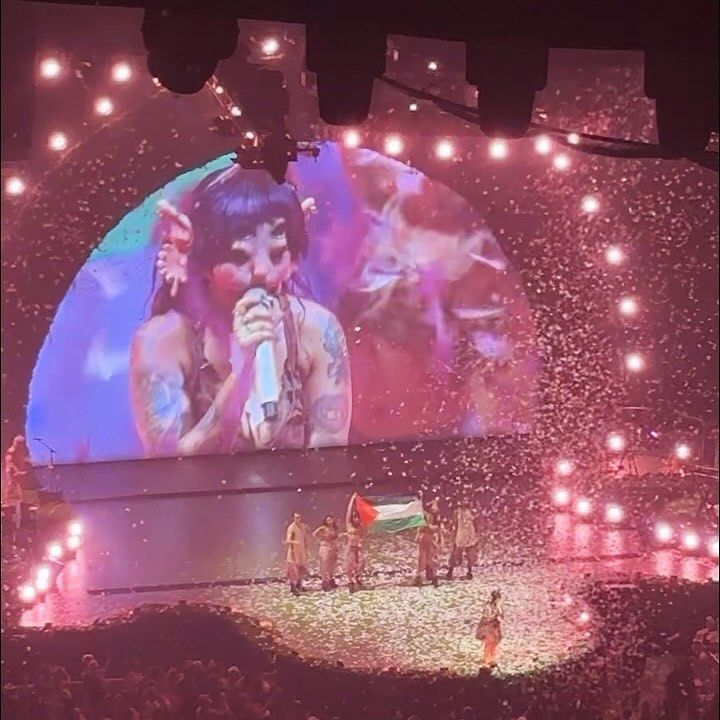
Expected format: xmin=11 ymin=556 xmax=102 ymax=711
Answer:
xmin=19 ymin=470 xmax=719 ymax=677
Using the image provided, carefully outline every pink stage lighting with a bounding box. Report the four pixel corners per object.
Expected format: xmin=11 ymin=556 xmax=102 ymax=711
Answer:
xmin=624 ymin=352 xmax=645 ymax=373
xmin=605 ymin=245 xmax=625 ymax=265
xmin=230 ymin=105 xmax=242 ymax=117
xmin=552 ymin=488 xmax=571 ymax=507
xmin=552 ymin=154 xmax=571 ymax=170
xmin=342 ymin=129 xmax=361 ymax=149
xmin=618 ymin=296 xmax=639 ymax=317
xmin=68 ymin=521 xmax=83 ymax=537
xmin=48 ymin=131 xmax=68 ymax=152
xmin=654 ymin=522 xmax=674 ymax=544
xmin=47 ymin=542 xmax=63 ymax=560
xmin=408 ymin=102 xmax=419 ymax=112
xmin=577 ymin=610 xmax=591 ymax=624
xmin=674 ymin=443 xmax=692 ymax=461
xmin=574 ymin=498 xmax=592 ymax=517
xmin=581 ymin=195 xmax=600 ymax=214
xmin=35 ymin=565 xmax=52 ymax=593
xmin=66 ymin=534 xmax=82 ymax=551
xmin=427 ymin=60 xmax=439 ymax=72
xmin=567 ymin=132 xmax=581 ymax=145
xmin=384 ymin=135 xmax=404 ymax=157
xmin=606 ymin=432 xmax=626 ymax=453
xmin=19 ymin=585 xmax=37 ymax=604
xmin=709 ymin=537 xmax=719 ymax=559
xmin=605 ymin=504 xmax=624 ymax=524
xmin=39 ymin=56 xmax=63 ymax=80
xmin=681 ymin=530 xmax=700 ymax=552
xmin=261 ymin=37 xmax=281 ymax=56
xmin=5 ymin=176 xmax=26 ymax=197
xmin=111 ymin=62 xmax=132 ymax=83
xmin=534 ymin=135 xmax=552 ymax=154
xmin=94 ymin=97 xmax=114 ymax=117
xmin=554 ymin=459 xmax=574 ymax=477
xmin=434 ymin=139 xmax=455 ymax=160
xmin=489 ymin=139 xmax=508 ymax=159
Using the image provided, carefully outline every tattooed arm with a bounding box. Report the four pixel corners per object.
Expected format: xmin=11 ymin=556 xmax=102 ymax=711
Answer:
xmin=129 ymin=311 xmax=253 ymax=456
xmin=301 ymin=304 xmax=352 ymax=447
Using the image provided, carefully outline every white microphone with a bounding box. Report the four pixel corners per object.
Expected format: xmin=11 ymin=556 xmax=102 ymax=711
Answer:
xmin=253 ymin=294 xmax=281 ymax=421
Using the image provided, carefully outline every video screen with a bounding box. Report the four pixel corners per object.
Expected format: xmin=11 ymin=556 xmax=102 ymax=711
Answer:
xmin=26 ymin=143 xmax=538 ymax=463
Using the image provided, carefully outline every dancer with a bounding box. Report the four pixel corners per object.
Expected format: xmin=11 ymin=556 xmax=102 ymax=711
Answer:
xmin=285 ymin=511 xmax=308 ymax=596
xmin=447 ymin=498 xmax=479 ymax=580
xmin=344 ymin=493 xmax=365 ymax=593
xmin=312 ymin=514 xmax=340 ymax=591
xmin=129 ymin=166 xmax=352 ymax=456
xmin=415 ymin=508 xmax=441 ymax=587
xmin=476 ymin=589 xmax=503 ymax=668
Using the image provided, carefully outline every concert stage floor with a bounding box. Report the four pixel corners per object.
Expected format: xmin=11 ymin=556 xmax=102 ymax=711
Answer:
xmin=20 ymin=478 xmax=719 ymax=676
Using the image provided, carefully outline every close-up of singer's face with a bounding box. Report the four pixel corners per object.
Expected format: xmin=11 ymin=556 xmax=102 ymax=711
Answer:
xmin=207 ymin=216 xmax=295 ymax=308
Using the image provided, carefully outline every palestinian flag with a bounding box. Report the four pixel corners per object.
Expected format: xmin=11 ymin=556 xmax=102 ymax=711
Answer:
xmin=353 ymin=494 xmax=426 ymax=534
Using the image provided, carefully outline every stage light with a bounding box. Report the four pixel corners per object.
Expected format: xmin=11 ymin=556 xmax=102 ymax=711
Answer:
xmin=409 ymin=102 xmax=419 ymax=112
xmin=674 ymin=443 xmax=692 ymax=461
xmin=384 ymin=135 xmax=404 ymax=156
xmin=94 ymin=97 xmax=114 ymax=117
xmin=618 ymin=296 xmax=639 ymax=317
xmin=552 ymin=488 xmax=571 ymax=507
xmin=261 ymin=37 xmax=280 ymax=56
xmin=567 ymin=132 xmax=581 ymax=145
xmin=552 ymin=154 xmax=570 ymax=170
xmin=66 ymin=534 xmax=81 ymax=551
xmin=554 ymin=459 xmax=574 ymax=477
xmin=342 ymin=129 xmax=361 ymax=149
xmin=709 ymin=537 xmax=719 ymax=559
xmin=606 ymin=433 xmax=626 ymax=453
xmin=214 ymin=85 xmax=225 ymax=94
xmin=427 ymin=60 xmax=439 ymax=72
xmin=581 ymin=195 xmax=600 ymax=214
xmin=111 ymin=62 xmax=132 ymax=83
xmin=47 ymin=542 xmax=63 ymax=560
xmin=624 ymin=352 xmax=645 ymax=373
xmin=488 ymin=139 xmax=508 ymax=159
xmin=681 ymin=530 xmax=700 ymax=551
xmin=534 ymin=134 xmax=552 ymax=154
xmin=605 ymin=504 xmax=624 ymax=524
xmin=18 ymin=585 xmax=37 ymax=604
xmin=243 ymin=130 xmax=256 ymax=140
xmin=574 ymin=498 xmax=592 ymax=517
xmin=230 ymin=105 xmax=242 ymax=117
xmin=562 ymin=594 xmax=574 ymax=606
xmin=68 ymin=521 xmax=83 ymax=537
xmin=435 ymin=139 xmax=455 ymax=160
xmin=39 ymin=56 xmax=63 ymax=80
xmin=654 ymin=522 xmax=674 ymax=543
xmin=605 ymin=245 xmax=625 ymax=265
xmin=577 ymin=610 xmax=591 ymax=624
xmin=35 ymin=565 xmax=52 ymax=593
xmin=5 ymin=176 xmax=26 ymax=196
xmin=48 ymin=131 xmax=68 ymax=152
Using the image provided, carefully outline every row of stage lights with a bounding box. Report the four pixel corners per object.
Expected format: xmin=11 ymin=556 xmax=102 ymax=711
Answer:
xmin=17 ymin=520 xmax=83 ymax=608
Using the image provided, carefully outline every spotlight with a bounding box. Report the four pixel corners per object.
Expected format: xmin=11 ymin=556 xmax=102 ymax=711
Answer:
xmin=48 ymin=131 xmax=68 ymax=152
xmin=618 ymin=296 xmax=639 ymax=317
xmin=674 ymin=443 xmax=692 ymax=461
xmin=342 ymin=129 xmax=361 ymax=149
xmin=434 ymin=139 xmax=455 ymax=160
xmin=243 ymin=130 xmax=256 ymax=141
xmin=681 ymin=530 xmax=700 ymax=551
xmin=581 ymin=195 xmax=600 ymax=214
xmin=554 ymin=459 xmax=574 ymax=477
xmin=409 ymin=102 xmax=419 ymax=112
xmin=606 ymin=433 xmax=626 ymax=453
xmin=552 ymin=488 xmax=571 ymax=508
xmin=142 ymin=9 xmax=238 ymax=94
xmin=624 ymin=352 xmax=645 ymax=373
xmin=708 ymin=537 xmax=719 ymax=559
xmin=111 ymin=61 xmax=132 ymax=83
xmin=34 ymin=565 xmax=52 ymax=593
xmin=605 ymin=504 xmax=624 ymax=524
xmin=552 ymin=154 xmax=570 ymax=170
xmin=574 ymin=498 xmax=592 ymax=517
xmin=230 ymin=105 xmax=242 ymax=117
xmin=47 ymin=542 xmax=63 ymax=560
xmin=567 ymin=132 xmax=581 ymax=145
xmin=534 ymin=134 xmax=552 ymax=154
xmin=383 ymin=134 xmax=404 ymax=156
xmin=94 ymin=97 xmax=114 ymax=117
xmin=39 ymin=56 xmax=63 ymax=80
xmin=654 ymin=521 xmax=674 ymax=544
xmin=427 ymin=60 xmax=439 ymax=72
xmin=466 ymin=39 xmax=548 ymax=138
xmin=68 ymin=521 xmax=83 ymax=537
xmin=305 ymin=23 xmax=387 ymax=125
xmin=5 ymin=176 xmax=26 ymax=196
xmin=66 ymin=534 xmax=81 ymax=551
xmin=605 ymin=245 xmax=625 ymax=266
xmin=577 ymin=610 xmax=591 ymax=624
xmin=18 ymin=585 xmax=37 ymax=604
xmin=488 ymin=139 xmax=508 ymax=159
xmin=261 ymin=37 xmax=281 ymax=57
xmin=214 ymin=85 xmax=225 ymax=95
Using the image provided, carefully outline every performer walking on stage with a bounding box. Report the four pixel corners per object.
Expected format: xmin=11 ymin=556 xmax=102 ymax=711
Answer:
xmin=476 ymin=589 xmax=504 ymax=668
xmin=285 ymin=511 xmax=308 ymax=596
xmin=415 ymin=509 xmax=441 ymax=587
xmin=313 ymin=514 xmax=340 ymax=591
xmin=447 ymin=499 xmax=479 ymax=580
xmin=344 ymin=493 xmax=365 ymax=593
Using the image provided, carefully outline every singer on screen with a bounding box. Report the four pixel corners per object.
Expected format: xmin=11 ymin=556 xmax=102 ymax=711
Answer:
xmin=129 ymin=166 xmax=352 ymax=456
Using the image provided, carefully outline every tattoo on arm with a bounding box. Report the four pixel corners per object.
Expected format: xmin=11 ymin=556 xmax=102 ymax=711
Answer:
xmin=136 ymin=372 xmax=190 ymax=445
xmin=310 ymin=393 xmax=349 ymax=434
xmin=322 ymin=321 xmax=350 ymax=385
